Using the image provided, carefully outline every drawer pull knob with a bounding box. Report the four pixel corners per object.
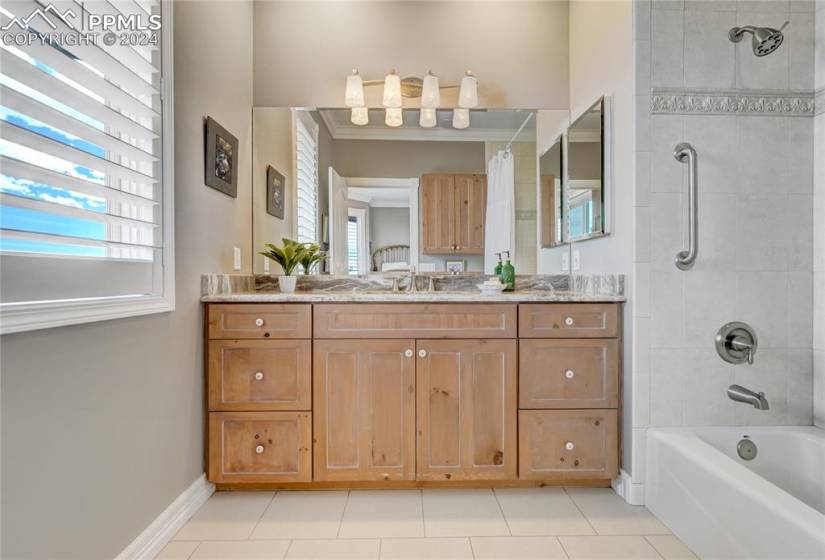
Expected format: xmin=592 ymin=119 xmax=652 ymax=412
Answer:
xmin=254 ymin=318 xmax=265 ymax=327
xmin=418 ymin=349 xmax=428 ymax=358
xmin=565 ymin=370 xmax=575 ymax=379
xmin=405 ymin=349 xmax=413 ymax=358
xmin=564 ymin=316 xmax=574 ymax=326
xmin=565 ymin=441 xmax=575 ymax=451
xmin=254 ymin=371 xmax=264 ymax=381
xmin=383 ymin=473 xmax=390 ymax=480
xmin=255 ymin=445 xmax=265 ymax=454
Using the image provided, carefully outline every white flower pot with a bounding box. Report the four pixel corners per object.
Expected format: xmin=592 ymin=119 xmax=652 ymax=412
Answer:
xmin=278 ymin=275 xmax=297 ymax=293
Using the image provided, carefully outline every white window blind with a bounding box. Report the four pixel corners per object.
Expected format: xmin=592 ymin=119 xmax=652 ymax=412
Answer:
xmin=346 ymin=215 xmax=358 ymax=275
xmin=295 ymin=112 xmax=318 ymax=244
xmin=0 ymin=0 xmax=174 ymax=333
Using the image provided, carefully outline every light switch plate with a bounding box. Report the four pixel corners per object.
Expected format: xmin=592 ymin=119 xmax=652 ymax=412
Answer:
xmin=561 ymin=252 xmax=570 ymax=272
xmin=233 ymin=247 xmax=241 ymax=271
xmin=572 ymin=249 xmax=581 ymax=271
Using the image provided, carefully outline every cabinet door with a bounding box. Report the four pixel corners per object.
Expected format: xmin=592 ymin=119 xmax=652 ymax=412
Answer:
xmin=453 ymin=174 xmax=486 ymax=254
xmin=416 ymin=339 xmax=517 ymax=481
xmin=421 ymin=174 xmax=456 ymax=253
xmin=314 ymin=339 xmax=416 ymax=481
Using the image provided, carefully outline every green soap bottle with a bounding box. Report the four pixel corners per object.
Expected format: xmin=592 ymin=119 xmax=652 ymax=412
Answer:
xmin=501 ymin=251 xmax=515 ymax=291
xmin=494 ymin=252 xmax=503 ymax=277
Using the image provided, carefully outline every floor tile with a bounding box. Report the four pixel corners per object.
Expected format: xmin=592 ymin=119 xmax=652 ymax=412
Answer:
xmin=285 ymin=539 xmax=379 ymax=559
xmin=422 ymin=489 xmax=509 ymax=537
xmin=339 ymin=490 xmax=424 ymax=538
xmin=646 ymin=535 xmax=698 ymax=559
xmin=495 ymin=488 xmax=594 ymax=536
xmin=564 ymin=488 xmax=670 ymax=535
xmin=190 ymin=540 xmax=290 ymax=559
xmin=174 ymin=492 xmax=274 ymax=541
xmin=559 ymin=536 xmax=661 ymax=559
xmin=471 ymin=536 xmax=567 ymax=559
xmin=380 ymin=537 xmax=473 ymax=559
xmin=155 ymin=541 xmax=199 ymax=559
xmin=251 ymin=491 xmax=348 ymax=540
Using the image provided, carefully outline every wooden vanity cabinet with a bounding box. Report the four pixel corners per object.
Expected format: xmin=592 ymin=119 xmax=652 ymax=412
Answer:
xmin=313 ymin=339 xmax=416 ymax=482
xmin=415 ymin=339 xmax=518 ymax=481
xmin=421 ymin=173 xmax=486 ymax=255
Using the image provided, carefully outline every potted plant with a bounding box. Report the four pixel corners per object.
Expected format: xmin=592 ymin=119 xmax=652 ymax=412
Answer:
xmin=299 ymin=243 xmax=327 ymax=275
xmin=260 ymin=238 xmax=306 ymax=293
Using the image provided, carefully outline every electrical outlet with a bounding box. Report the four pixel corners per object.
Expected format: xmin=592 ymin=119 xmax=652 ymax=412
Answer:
xmin=263 ymin=256 xmax=270 ymax=274
xmin=233 ymin=247 xmax=241 ymax=271
xmin=572 ymin=249 xmax=581 ymax=271
xmin=561 ymin=252 xmax=570 ymax=272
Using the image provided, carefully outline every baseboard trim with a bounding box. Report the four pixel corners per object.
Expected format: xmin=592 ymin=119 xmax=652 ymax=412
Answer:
xmin=612 ymin=469 xmax=645 ymax=506
xmin=116 ymin=474 xmax=215 ymax=560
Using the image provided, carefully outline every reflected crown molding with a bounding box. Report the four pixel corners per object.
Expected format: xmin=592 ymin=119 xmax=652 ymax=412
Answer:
xmin=650 ymin=88 xmax=814 ymax=116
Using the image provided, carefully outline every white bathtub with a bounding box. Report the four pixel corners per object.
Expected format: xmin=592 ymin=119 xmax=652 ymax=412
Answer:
xmin=646 ymin=426 xmax=825 ymax=560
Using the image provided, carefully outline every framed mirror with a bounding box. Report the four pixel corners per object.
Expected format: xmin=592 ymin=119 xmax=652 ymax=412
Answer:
xmin=538 ymin=135 xmax=563 ymax=247
xmin=565 ymin=97 xmax=608 ymax=242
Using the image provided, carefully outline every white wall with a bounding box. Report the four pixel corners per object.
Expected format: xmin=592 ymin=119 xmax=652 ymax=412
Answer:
xmin=814 ymin=0 xmax=825 ymax=428
xmin=633 ymin=0 xmax=817 ymax=497
xmin=252 ymin=1 xmax=569 ymax=109
xmin=371 ymin=207 xmax=411 ymax=249
xmin=536 ymin=109 xmax=572 ymax=274
xmin=0 ymin=2 xmax=254 ymax=556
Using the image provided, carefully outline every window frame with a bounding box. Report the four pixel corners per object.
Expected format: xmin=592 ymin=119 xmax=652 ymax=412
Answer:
xmin=0 ymin=1 xmax=175 ymax=335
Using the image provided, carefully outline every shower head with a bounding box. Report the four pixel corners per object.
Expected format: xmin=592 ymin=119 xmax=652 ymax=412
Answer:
xmin=729 ymin=21 xmax=789 ymax=57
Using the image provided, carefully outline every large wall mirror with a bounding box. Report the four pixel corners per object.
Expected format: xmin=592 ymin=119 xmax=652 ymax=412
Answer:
xmin=251 ymin=107 xmax=557 ymax=275
xmin=538 ymin=136 xmax=563 ymax=248
xmin=565 ymin=97 xmax=608 ymax=242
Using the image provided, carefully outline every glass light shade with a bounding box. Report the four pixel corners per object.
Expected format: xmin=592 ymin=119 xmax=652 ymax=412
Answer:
xmin=351 ymin=107 xmax=368 ymax=126
xmin=383 ymin=72 xmax=402 ymax=108
xmin=421 ymin=73 xmax=440 ymax=108
xmin=344 ymin=71 xmax=364 ymax=108
xmin=385 ymin=107 xmax=403 ymax=127
xmin=452 ymin=108 xmax=470 ymax=129
xmin=458 ymin=72 xmax=478 ymax=108
xmin=419 ymin=108 xmax=436 ymax=128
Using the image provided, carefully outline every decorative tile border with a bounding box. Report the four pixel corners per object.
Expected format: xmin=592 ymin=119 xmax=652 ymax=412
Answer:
xmin=650 ymin=88 xmax=814 ymax=116
xmin=815 ymin=88 xmax=825 ymax=116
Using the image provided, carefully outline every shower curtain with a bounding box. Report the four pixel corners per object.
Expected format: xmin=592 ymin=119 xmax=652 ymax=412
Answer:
xmin=484 ymin=150 xmax=515 ymax=274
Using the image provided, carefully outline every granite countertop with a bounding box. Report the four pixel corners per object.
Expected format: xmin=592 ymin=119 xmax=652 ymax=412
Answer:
xmin=200 ymin=290 xmax=626 ymax=303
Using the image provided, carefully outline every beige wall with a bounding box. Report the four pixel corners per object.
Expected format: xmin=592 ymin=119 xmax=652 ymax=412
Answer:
xmin=0 ymin=1 xmax=254 ymax=557
xmin=253 ymin=1 xmax=569 ymax=109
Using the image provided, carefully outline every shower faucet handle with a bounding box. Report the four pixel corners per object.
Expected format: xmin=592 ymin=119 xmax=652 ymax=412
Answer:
xmin=716 ymin=322 xmax=758 ymax=365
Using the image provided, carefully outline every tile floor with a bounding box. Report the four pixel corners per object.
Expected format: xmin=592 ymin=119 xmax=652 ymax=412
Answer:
xmin=158 ymin=488 xmax=698 ymax=560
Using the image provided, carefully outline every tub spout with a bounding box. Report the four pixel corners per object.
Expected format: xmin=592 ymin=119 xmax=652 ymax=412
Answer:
xmin=727 ymin=384 xmax=769 ymax=410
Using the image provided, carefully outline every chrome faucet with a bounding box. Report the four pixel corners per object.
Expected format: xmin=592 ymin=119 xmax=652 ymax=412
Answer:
xmin=407 ymin=266 xmax=418 ymax=293
xmin=727 ymin=384 xmax=769 ymax=410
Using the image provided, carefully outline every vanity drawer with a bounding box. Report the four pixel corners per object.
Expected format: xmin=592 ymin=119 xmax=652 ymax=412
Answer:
xmin=208 ymin=411 xmax=312 ymax=483
xmin=207 ymin=304 xmax=311 ymax=339
xmin=519 ymin=303 xmax=619 ymax=338
xmin=313 ymin=303 xmax=517 ymax=339
xmin=519 ymin=409 xmax=618 ymax=480
xmin=208 ymin=340 xmax=311 ymax=411
xmin=519 ymin=339 xmax=619 ymax=409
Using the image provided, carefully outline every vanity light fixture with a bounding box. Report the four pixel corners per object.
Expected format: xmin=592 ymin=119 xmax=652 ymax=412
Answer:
xmin=344 ymin=69 xmax=365 ymax=107
xmin=419 ymin=108 xmax=437 ymax=128
xmin=458 ymin=71 xmax=478 ymax=108
xmin=420 ymin=71 xmax=440 ymax=108
xmin=452 ymin=108 xmax=470 ymax=129
xmin=383 ymin=70 xmax=403 ymax=108
xmin=351 ymin=107 xmax=368 ymax=126
xmin=385 ymin=107 xmax=403 ymax=127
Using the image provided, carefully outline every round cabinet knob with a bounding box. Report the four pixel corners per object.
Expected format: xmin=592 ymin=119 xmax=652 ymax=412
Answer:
xmin=254 ymin=371 xmax=264 ymax=381
xmin=565 ymin=369 xmax=575 ymax=379
xmin=418 ymin=349 xmax=427 ymax=358
xmin=405 ymin=349 xmax=413 ymax=358
xmin=564 ymin=316 xmax=574 ymax=326
xmin=255 ymin=445 xmax=265 ymax=454
xmin=254 ymin=318 xmax=265 ymax=327
xmin=565 ymin=441 xmax=575 ymax=451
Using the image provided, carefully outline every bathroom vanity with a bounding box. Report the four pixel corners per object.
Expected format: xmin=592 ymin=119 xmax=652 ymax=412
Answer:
xmin=203 ymin=294 xmax=621 ymax=489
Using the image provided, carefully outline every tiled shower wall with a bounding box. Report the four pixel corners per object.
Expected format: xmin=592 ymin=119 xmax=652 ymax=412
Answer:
xmin=631 ymin=0 xmax=817 ymax=493
xmin=814 ymin=0 xmax=824 ymax=428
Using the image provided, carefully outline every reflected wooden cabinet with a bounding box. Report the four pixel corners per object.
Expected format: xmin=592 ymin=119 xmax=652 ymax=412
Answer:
xmin=313 ymin=339 xmax=416 ymax=481
xmin=421 ymin=173 xmax=486 ymax=255
xmin=416 ymin=339 xmax=517 ymax=481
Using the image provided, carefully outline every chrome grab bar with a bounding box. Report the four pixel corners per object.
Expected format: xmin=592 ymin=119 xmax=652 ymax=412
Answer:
xmin=673 ymin=143 xmax=698 ymax=270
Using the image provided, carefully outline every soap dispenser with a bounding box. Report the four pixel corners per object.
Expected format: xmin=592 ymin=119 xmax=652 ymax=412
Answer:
xmin=501 ymin=251 xmax=515 ymax=291
xmin=494 ymin=252 xmax=503 ymax=277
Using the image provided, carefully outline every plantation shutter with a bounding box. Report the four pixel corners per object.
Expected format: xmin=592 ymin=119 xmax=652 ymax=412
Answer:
xmin=295 ymin=112 xmax=318 ymax=244
xmin=0 ymin=0 xmax=168 ymax=304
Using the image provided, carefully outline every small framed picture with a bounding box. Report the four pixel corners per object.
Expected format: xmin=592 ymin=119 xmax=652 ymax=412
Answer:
xmin=445 ymin=260 xmax=466 ymax=274
xmin=204 ymin=116 xmax=238 ymax=197
xmin=266 ymin=165 xmax=285 ymax=219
